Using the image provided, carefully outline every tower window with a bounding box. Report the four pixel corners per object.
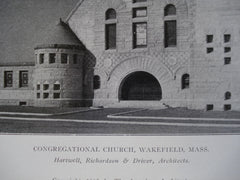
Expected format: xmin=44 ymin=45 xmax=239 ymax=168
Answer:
xmin=133 ymin=22 xmax=147 ymax=48
xmin=224 ymin=34 xmax=231 ymax=43
xmin=164 ymin=4 xmax=176 ymax=16
xmin=225 ymin=92 xmax=231 ymax=100
xmin=207 ymin=47 xmax=214 ymax=53
xmin=105 ymin=24 xmax=116 ymax=50
xmin=164 ymin=21 xmax=176 ymax=47
xmin=224 ymin=57 xmax=231 ymax=65
xmin=53 ymin=83 xmax=60 ymax=90
xmin=43 ymin=93 xmax=49 ymax=99
xmin=39 ymin=54 xmax=44 ymax=64
xmin=43 ymin=84 xmax=49 ymax=90
xmin=4 ymin=71 xmax=13 ymax=87
xmin=182 ymin=74 xmax=190 ymax=89
xmin=61 ymin=54 xmax=68 ymax=64
xmin=73 ymin=54 xmax=78 ymax=64
xmin=19 ymin=71 xmax=28 ymax=87
xmin=224 ymin=47 xmax=231 ymax=53
xmin=53 ymin=93 xmax=60 ymax=99
xmin=206 ymin=35 xmax=213 ymax=43
xmin=133 ymin=7 xmax=147 ymax=18
xmin=49 ymin=53 xmax=56 ymax=64
xmin=93 ymin=75 xmax=101 ymax=89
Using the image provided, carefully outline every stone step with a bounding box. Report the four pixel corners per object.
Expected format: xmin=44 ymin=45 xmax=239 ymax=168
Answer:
xmin=106 ymin=101 xmax=167 ymax=109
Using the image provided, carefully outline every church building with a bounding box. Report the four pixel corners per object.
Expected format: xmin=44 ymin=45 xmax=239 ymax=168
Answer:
xmin=0 ymin=0 xmax=240 ymax=111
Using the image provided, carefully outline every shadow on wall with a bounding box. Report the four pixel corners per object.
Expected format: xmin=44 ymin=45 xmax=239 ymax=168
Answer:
xmin=82 ymin=49 xmax=96 ymax=107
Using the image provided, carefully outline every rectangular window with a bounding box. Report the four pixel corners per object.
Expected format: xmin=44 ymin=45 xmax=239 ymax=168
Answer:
xmin=224 ymin=104 xmax=231 ymax=111
xmin=19 ymin=71 xmax=28 ymax=87
xmin=37 ymin=93 xmax=40 ymax=99
xmin=39 ymin=54 xmax=44 ymax=64
xmin=164 ymin=20 xmax=176 ymax=47
xmin=43 ymin=84 xmax=49 ymax=90
xmin=224 ymin=47 xmax=231 ymax=53
xmin=207 ymin=47 xmax=214 ymax=53
xmin=53 ymin=84 xmax=60 ymax=90
xmin=133 ymin=22 xmax=147 ymax=48
xmin=105 ymin=24 xmax=116 ymax=50
xmin=73 ymin=54 xmax=78 ymax=64
xmin=53 ymin=93 xmax=60 ymax=99
xmin=61 ymin=54 xmax=68 ymax=64
xmin=224 ymin=57 xmax=231 ymax=65
xmin=206 ymin=104 xmax=214 ymax=111
xmin=133 ymin=0 xmax=147 ymax=3
xmin=4 ymin=71 xmax=13 ymax=87
xmin=43 ymin=93 xmax=49 ymax=99
xmin=206 ymin=35 xmax=213 ymax=43
xmin=133 ymin=7 xmax=147 ymax=18
xmin=37 ymin=84 xmax=40 ymax=90
xmin=49 ymin=53 xmax=56 ymax=64
xmin=224 ymin=34 xmax=231 ymax=43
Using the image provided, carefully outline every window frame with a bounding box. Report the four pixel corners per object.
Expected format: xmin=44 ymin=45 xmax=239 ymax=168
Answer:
xmin=133 ymin=22 xmax=148 ymax=48
xmin=4 ymin=71 xmax=13 ymax=88
xmin=19 ymin=71 xmax=28 ymax=88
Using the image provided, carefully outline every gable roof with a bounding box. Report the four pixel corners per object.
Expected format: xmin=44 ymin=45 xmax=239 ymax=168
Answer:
xmin=0 ymin=0 xmax=79 ymax=64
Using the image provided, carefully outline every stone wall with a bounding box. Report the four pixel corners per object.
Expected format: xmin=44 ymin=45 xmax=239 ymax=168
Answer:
xmin=0 ymin=65 xmax=34 ymax=106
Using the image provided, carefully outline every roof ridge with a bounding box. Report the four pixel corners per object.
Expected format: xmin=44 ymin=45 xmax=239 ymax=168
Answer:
xmin=65 ymin=0 xmax=85 ymax=22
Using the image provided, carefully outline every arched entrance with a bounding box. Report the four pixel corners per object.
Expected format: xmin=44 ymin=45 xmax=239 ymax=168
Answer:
xmin=119 ymin=71 xmax=162 ymax=101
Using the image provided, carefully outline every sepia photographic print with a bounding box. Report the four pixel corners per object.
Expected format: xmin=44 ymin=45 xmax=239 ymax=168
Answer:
xmin=0 ymin=0 xmax=240 ymax=179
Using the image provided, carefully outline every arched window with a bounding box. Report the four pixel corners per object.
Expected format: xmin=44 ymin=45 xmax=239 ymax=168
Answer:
xmin=93 ymin=75 xmax=101 ymax=89
xmin=105 ymin=9 xmax=117 ymax=49
xmin=225 ymin=92 xmax=231 ymax=100
xmin=164 ymin=4 xmax=176 ymax=16
xmin=164 ymin=4 xmax=177 ymax=47
xmin=182 ymin=74 xmax=190 ymax=89
xmin=106 ymin=9 xmax=116 ymax=20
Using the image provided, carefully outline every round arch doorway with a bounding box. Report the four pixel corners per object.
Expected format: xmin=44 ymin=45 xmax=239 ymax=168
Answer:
xmin=119 ymin=71 xmax=162 ymax=101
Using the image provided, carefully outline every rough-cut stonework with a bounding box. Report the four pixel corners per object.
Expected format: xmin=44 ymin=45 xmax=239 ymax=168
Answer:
xmin=0 ymin=0 xmax=240 ymax=111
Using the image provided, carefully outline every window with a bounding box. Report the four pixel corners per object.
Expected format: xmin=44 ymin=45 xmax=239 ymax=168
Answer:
xmin=133 ymin=0 xmax=147 ymax=3
xmin=19 ymin=101 xmax=27 ymax=106
xmin=93 ymin=75 xmax=101 ymax=89
xmin=37 ymin=84 xmax=40 ymax=90
xmin=224 ymin=104 xmax=231 ymax=111
xmin=164 ymin=21 xmax=176 ymax=47
xmin=225 ymin=92 xmax=231 ymax=100
xmin=49 ymin=53 xmax=56 ymax=64
xmin=37 ymin=93 xmax=40 ymax=99
xmin=224 ymin=57 xmax=231 ymax=65
xmin=206 ymin=35 xmax=213 ymax=43
xmin=164 ymin=4 xmax=176 ymax=16
xmin=4 ymin=71 xmax=13 ymax=87
xmin=224 ymin=47 xmax=231 ymax=53
xmin=43 ymin=93 xmax=49 ymax=99
xmin=53 ymin=93 xmax=60 ymax=99
xmin=73 ymin=54 xmax=78 ymax=64
xmin=39 ymin=54 xmax=44 ymax=64
xmin=206 ymin=104 xmax=214 ymax=111
xmin=106 ymin=9 xmax=116 ymax=20
xmin=133 ymin=7 xmax=147 ymax=18
xmin=207 ymin=47 xmax=214 ymax=53
xmin=61 ymin=54 xmax=68 ymax=64
xmin=19 ymin=71 xmax=28 ymax=87
xmin=105 ymin=24 xmax=116 ymax=49
xmin=224 ymin=34 xmax=231 ymax=43
xmin=133 ymin=22 xmax=147 ymax=48
xmin=43 ymin=84 xmax=49 ymax=90
xmin=182 ymin=74 xmax=190 ymax=89
xmin=53 ymin=83 xmax=60 ymax=91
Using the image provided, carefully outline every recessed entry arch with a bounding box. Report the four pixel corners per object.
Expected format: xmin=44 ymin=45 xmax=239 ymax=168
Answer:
xmin=119 ymin=71 xmax=162 ymax=101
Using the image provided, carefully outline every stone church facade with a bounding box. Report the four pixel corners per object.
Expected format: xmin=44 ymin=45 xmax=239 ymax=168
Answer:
xmin=0 ymin=0 xmax=240 ymax=111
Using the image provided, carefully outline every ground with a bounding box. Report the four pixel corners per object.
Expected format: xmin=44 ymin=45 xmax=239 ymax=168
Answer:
xmin=0 ymin=106 xmax=240 ymax=134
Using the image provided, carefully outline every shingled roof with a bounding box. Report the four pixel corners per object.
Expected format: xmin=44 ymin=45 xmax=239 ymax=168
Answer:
xmin=35 ymin=18 xmax=84 ymax=49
